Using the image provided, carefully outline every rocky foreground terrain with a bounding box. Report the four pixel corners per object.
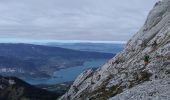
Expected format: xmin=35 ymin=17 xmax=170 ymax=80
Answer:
xmin=60 ymin=0 xmax=170 ymax=100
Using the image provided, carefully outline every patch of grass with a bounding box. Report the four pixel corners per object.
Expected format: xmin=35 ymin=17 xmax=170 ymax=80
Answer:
xmin=128 ymin=71 xmax=152 ymax=89
xmin=87 ymin=71 xmax=152 ymax=100
xmin=89 ymin=83 xmax=125 ymax=100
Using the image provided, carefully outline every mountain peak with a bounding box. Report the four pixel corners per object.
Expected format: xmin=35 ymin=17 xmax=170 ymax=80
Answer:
xmin=60 ymin=0 xmax=170 ymax=99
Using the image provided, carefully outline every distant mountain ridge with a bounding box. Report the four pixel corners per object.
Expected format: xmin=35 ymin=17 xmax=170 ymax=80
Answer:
xmin=44 ymin=43 xmax=125 ymax=54
xmin=0 ymin=43 xmax=114 ymax=79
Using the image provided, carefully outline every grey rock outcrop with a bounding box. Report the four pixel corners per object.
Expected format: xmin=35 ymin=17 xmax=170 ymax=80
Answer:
xmin=60 ymin=0 xmax=170 ymax=99
xmin=109 ymin=78 xmax=170 ymax=100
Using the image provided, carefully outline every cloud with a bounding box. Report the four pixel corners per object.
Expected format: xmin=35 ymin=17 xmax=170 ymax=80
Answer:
xmin=0 ymin=0 xmax=156 ymax=41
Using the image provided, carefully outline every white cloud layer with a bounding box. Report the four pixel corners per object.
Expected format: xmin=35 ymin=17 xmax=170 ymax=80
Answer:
xmin=0 ymin=0 xmax=157 ymax=41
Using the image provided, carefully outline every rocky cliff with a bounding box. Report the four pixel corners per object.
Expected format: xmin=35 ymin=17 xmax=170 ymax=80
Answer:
xmin=60 ymin=0 xmax=170 ymax=99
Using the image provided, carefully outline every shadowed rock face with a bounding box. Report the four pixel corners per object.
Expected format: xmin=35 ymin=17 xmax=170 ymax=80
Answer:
xmin=0 ymin=76 xmax=59 ymax=100
xmin=60 ymin=0 xmax=170 ymax=99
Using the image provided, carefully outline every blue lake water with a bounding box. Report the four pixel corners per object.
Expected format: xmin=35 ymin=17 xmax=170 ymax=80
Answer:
xmin=25 ymin=59 xmax=108 ymax=85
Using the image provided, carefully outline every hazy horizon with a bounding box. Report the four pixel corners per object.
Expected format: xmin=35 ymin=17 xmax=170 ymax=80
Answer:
xmin=0 ymin=38 xmax=127 ymax=44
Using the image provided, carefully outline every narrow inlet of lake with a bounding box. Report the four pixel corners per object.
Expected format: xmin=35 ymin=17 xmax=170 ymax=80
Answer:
xmin=25 ymin=59 xmax=108 ymax=85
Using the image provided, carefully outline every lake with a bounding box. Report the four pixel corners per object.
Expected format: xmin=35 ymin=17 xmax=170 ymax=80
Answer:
xmin=25 ymin=59 xmax=108 ymax=85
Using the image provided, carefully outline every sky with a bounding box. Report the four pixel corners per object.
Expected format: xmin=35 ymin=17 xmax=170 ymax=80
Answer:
xmin=0 ymin=0 xmax=157 ymax=42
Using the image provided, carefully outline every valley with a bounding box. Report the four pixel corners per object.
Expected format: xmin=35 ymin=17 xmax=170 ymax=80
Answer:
xmin=0 ymin=42 xmax=124 ymax=99
xmin=0 ymin=43 xmax=115 ymax=80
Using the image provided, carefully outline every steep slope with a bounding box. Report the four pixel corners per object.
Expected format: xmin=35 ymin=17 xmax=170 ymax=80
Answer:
xmin=0 ymin=76 xmax=59 ymax=100
xmin=60 ymin=0 xmax=170 ymax=99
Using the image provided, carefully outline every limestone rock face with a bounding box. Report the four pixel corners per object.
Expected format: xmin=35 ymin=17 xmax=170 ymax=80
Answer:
xmin=60 ymin=0 xmax=170 ymax=99
xmin=109 ymin=78 xmax=170 ymax=100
